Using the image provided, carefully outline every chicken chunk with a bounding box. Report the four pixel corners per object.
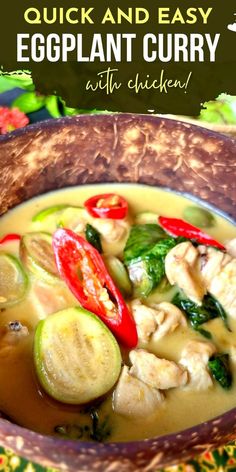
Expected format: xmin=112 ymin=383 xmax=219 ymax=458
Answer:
xmin=29 ymin=281 xmax=79 ymax=319
xmin=229 ymin=346 xmax=236 ymax=365
xmin=130 ymin=300 xmax=187 ymax=344
xmin=180 ymin=340 xmax=216 ymax=390
xmin=151 ymin=302 xmax=187 ymax=341
xmin=200 ymin=247 xmax=236 ymax=319
xmin=90 ymin=218 xmax=129 ymax=243
xmin=225 ymin=238 xmax=236 ymax=258
xmin=129 ymin=349 xmax=188 ymax=390
xmin=112 ymin=366 xmax=163 ymax=417
xmin=72 ymin=209 xmax=129 ymax=243
xmin=165 ymin=242 xmax=206 ymax=304
xmin=130 ymin=300 xmax=158 ymax=343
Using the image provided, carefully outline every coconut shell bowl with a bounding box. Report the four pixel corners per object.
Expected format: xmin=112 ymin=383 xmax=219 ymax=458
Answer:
xmin=0 ymin=114 xmax=236 ymax=472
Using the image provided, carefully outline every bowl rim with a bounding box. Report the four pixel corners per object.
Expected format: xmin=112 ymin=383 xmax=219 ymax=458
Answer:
xmin=0 ymin=112 xmax=236 ymax=144
xmin=0 ymin=405 xmax=236 ymax=453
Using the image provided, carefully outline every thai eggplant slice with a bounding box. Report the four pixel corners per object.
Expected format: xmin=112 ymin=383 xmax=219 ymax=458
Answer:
xmin=32 ymin=205 xmax=85 ymax=231
xmin=34 ymin=307 xmax=122 ymax=404
xmin=103 ymin=255 xmax=132 ymax=298
xmin=20 ymin=232 xmax=58 ymax=282
xmin=135 ymin=212 xmax=159 ymax=225
xmin=0 ymin=253 xmax=28 ymax=308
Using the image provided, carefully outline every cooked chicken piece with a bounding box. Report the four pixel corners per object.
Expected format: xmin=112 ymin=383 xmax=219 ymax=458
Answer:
xmin=72 ymin=210 xmax=129 ymax=243
xmin=151 ymin=302 xmax=187 ymax=341
xmin=165 ymin=242 xmax=206 ymax=304
xmin=180 ymin=340 xmax=216 ymax=390
xmin=200 ymin=247 xmax=236 ymax=319
xmin=199 ymin=246 xmax=231 ymax=284
xmin=229 ymin=346 xmax=236 ymax=365
xmin=225 ymin=238 xmax=236 ymax=258
xmin=130 ymin=300 xmax=158 ymax=343
xmin=129 ymin=349 xmax=188 ymax=390
xmin=29 ymin=281 xmax=79 ymax=319
xmin=90 ymin=218 xmax=129 ymax=243
xmin=112 ymin=366 xmax=163 ymax=417
xmin=130 ymin=300 xmax=187 ymax=344
xmin=73 ymin=219 xmax=87 ymax=234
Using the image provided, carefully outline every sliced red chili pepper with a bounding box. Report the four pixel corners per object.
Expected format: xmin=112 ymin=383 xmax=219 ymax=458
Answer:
xmin=53 ymin=228 xmax=137 ymax=348
xmin=0 ymin=233 xmax=21 ymax=245
xmin=158 ymin=216 xmax=225 ymax=250
xmin=84 ymin=193 xmax=128 ymax=219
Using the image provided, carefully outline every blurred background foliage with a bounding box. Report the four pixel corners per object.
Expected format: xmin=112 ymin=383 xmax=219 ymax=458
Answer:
xmin=0 ymin=72 xmax=236 ymax=129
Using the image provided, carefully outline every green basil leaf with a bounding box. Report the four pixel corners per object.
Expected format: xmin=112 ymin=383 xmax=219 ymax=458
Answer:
xmin=208 ymin=353 xmax=233 ymax=390
xmin=85 ymin=224 xmax=102 ymax=253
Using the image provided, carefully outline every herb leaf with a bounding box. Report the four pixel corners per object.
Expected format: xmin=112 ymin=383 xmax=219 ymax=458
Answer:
xmin=89 ymin=408 xmax=111 ymax=442
xmin=211 ymin=295 xmax=231 ymax=332
xmin=208 ymin=353 xmax=233 ymax=389
xmin=124 ymin=224 xmax=166 ymax=264
xmin=85 ymin=224 xmax=102 ymax=253
xmin=125 ymin=231 xmax=182 ymax=298
xmin=127 ymin=253 xmax=165 ymax=298
xmin=54 ymin=408 xmax=111 ymax=442
xmin=172 ymin=292 xmax=230 ymax=335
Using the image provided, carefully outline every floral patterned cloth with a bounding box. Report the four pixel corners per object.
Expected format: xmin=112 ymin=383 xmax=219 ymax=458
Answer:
xmin=1 ymin=445 xmax=236 ymax=472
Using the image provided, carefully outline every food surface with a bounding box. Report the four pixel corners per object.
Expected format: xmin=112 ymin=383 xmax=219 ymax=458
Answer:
xmin=0 ymin=183 xmax=236 ymax=443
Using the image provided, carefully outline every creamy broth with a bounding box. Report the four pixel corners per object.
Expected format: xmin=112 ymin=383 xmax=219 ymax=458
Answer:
xmin=0 ymin=183 xmax=236 ymax=442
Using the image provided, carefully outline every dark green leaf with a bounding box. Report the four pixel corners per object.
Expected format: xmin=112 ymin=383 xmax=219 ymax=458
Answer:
xmin=85 ymin=224 xmax=102 ymax=253
xmin=208 ymin=353 xmax=233 ymax=390
xmin=12 ymin=92 xmax=45 ymax=114
xmin=196 ymin=327 xmax=212 ymax=339
xmin=89 ymin=408 xmax=111 ymax=442
xmin=128 ymin=253 xmax=165 ymax=298
xmin=126 ymin=236 xmax=180 ymax=298
xmin=124 ymin=224 xmax=167 ymax=264
xmin=54 ymin=408 xmax=111 ymax=442
xmin=211 ymin=295 xmax=231 ymax=332
xmin=150 ymin=237 xmax=181 ymax=258
xmin=172 ymin=292 xmax=230 ymax=334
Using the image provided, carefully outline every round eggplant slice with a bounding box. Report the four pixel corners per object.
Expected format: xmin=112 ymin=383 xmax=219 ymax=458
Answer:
xmin=34 ymin=307 xmax=122 ymax=404
xmin=20 ymin=232 xmax=58 ymax=282
xmin=32 ymin=205 xmax=85 ymax=232
xmin=103 ymin=255 xmax=132 ymax=298
xmin=135 ymin=211 xmax=159 ymax=225
xmin=0 ymin=253 xmax=28 ymax=308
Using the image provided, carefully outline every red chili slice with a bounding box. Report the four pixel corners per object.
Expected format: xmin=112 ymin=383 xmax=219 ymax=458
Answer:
xmin=0 ymin=234 xmax=21 ymax=244
xmin=52 ymin=228 xmax=137 ymax=348
xmin=84 ymin=193 xmax=128 ymax=219
xmin=158 ymin=216 xmax=225 ymax=250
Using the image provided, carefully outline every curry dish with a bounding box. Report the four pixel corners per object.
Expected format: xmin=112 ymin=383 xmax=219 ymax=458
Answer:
xmin=0 ymin=183 xmax=236 ymax=442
